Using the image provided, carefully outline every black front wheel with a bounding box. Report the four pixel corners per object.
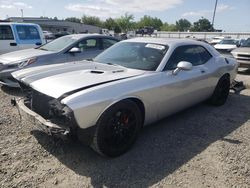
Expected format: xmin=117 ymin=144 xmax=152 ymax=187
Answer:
xmin=92 ymin=100 xmax=142 ymax=157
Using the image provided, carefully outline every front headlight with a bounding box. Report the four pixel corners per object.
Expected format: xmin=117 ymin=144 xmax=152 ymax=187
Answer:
xmin=18 ymin=57 xmax=37 ymax=68
xmin=231 ymin=52 xmax=237 ymax=58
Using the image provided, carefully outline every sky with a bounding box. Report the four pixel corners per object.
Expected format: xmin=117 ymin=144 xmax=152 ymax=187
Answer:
xmin=0 ymin=0 xmax=250 ymax=32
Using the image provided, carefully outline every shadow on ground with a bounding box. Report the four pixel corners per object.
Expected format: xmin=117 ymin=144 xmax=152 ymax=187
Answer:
xmin=238 ymin=68 xmax=250 ymax=75
xmin=1 ymin=85 xmax=24 ymax=97
xmin=31 ymin=92 xmax=250 ymax=187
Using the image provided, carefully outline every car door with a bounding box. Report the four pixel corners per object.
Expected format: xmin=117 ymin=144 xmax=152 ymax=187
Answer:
xmin=67 ymin=38 xmax=103 ymax=61
xmin=157 ymin=45 xmax=215 ymax=119
xmin=0 ymin=25 xmax=19 ymax=54
xmin=14 ymin=25 xmax=42 ymax=50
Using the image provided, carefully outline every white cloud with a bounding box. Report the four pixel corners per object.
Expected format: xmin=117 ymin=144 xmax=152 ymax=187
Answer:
xmin=0 ymin=5 xmax=14 ymax=9
xmin=13 ymin=2 xmax=32 ymax=9
xmin=182 ymin=4 xmax=233 ymax=18
xmin=217 ymin=4 xmax=234 ymax=12
xmin=65 ymin=0 xmax=183 ymax=19
xmin=0 ymin=0 xmax=32 ymax=9
xmin=182 ymin=11 xmax=202 ymax=17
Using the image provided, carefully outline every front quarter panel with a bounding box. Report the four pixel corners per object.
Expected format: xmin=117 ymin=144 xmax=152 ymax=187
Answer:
xmin=61 ymin=73 xmax=162 ymax=129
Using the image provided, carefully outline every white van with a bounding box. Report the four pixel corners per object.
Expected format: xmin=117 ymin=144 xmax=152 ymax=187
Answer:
xmin=0 ymin=22 xmax=45 ymax=55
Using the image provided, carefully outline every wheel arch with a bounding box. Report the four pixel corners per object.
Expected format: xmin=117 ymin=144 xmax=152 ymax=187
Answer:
xmin=220 ymin=73 xmax=231 ymax=83
xmin=222 ymin=73 xmax=230 ymax=79
xmin=97 ymin=96 xmax=146 ymax=126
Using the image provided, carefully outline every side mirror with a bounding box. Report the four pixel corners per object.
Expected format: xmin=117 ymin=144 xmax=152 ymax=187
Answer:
xmin=69 ymin=47 xmax=81 ymax=53
xmin=172 ymin=61 xmax=193 ymax=75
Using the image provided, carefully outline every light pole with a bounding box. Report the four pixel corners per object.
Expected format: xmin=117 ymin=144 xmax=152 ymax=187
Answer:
xmin=212 ymin=0 xmax=218 ymax=30
xmin=20 ymin=9 xmax=23 ymax=18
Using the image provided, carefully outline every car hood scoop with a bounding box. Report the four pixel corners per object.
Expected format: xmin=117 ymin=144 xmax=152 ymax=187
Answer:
xmin=90 ymin=70 xmax=105 ymax=74
xmin=13 ymin=61 xmax=145 ymax=98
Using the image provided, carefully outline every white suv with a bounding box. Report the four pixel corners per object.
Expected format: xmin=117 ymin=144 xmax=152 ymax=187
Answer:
xmin=0 ymin=22 xmax=45 ymax=55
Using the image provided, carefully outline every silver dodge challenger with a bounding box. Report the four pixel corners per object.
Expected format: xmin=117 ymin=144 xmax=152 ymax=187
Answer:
xmin=12 ymin=38 xmax=238 ymax=157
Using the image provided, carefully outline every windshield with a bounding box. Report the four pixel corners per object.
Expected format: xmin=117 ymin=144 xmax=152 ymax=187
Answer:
xmin=219 ymin=39 xmax=237 ymax=45
xmin=241 ymin=38 xmax=250 ymax=47
xmin=39 ymin=35 xmax=78 ymax=52
xmin=94 ymin=42 xmax=168 ymax=71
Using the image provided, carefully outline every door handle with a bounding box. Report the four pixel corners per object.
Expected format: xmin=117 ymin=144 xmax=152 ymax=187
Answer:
xmin=10 ymin=42 xmax=17 ymax=46
xmin=36 ymin=42 xmax=42 ymax=45
xmin=201 ymin=70 xmax=206 ymax=73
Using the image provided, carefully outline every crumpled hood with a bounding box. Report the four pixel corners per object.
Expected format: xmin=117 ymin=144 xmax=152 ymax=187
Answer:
xmin=12 ymin=61 xmax=145 ymax=98
xmin=0 ymin=48 xmax=54 ymax=64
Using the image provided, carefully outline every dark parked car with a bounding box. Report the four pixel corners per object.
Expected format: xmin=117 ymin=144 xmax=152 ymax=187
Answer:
xmin=136 ymin=26 xmax=154 ymax=36
xmin=0 ymin=34 xmax=120 ymax=87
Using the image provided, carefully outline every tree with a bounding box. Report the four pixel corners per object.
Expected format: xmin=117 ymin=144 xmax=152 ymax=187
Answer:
xmin=116 ymin=13 xmax=134 ymax=32
xmin=192 ymin=17 xmax=214 ymax=32
xmin=176 ymin=18 xmax=191 ymax=31
xmin=160 ymin=22 xmax=177 ymax=31
xmin=81 ymin=15 xmax=103 ymax=27
xmin=65 ymin=17 xmax=81 ymax=23
xmin=137 ymin=15 xmax=163 ymax=30
xmin=103 ymin=18 xmax=121 ymax=33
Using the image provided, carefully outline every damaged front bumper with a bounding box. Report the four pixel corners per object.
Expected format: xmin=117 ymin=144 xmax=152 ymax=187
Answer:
xmin=15 ymin=98 xmax=70 ymax=136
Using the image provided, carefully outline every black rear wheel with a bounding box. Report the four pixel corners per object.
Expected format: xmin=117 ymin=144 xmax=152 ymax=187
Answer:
xmin=92 ymin=100 xmax=142 ymax=157
xmin=208 ymin=75 xmax=230 ymax=106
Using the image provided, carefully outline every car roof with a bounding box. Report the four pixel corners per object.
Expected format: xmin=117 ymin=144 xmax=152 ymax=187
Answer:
xmin=123 ymin=37 xmax=206 ymax=46
xmin=0 ymin=22 xmax=39 ymax=26
xmin=65 ymin=34 xmax=118 ymax=40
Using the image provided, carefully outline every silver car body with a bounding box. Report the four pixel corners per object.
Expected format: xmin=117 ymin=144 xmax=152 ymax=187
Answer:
xmin=12 ymin=38 xmax=238 ymax=131
xmin=0 ymin=34 xmax=119 ymax=87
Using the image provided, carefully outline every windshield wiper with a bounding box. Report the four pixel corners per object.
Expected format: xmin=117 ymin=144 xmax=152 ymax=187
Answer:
xmin=107 ymin=63 xmax=126 ymax=68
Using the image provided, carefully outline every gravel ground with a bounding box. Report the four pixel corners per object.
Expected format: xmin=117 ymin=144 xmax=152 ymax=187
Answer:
xmin=0 ymin=72 xmax=250 ymax=188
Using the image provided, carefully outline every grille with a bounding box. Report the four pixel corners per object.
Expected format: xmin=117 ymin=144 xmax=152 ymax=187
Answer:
xmin=31 ymin=90 xmax=54 ymax=119
xmin=238 ymin=54 xmax=250 ymax=58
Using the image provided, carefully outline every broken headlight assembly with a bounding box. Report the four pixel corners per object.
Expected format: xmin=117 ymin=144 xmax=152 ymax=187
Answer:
xmin=18 ymin=57 xmax=37 ymax=68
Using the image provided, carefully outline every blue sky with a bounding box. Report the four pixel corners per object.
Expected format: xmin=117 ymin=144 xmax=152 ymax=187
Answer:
xmin=0 ymin=0 xmax=249 ymax=32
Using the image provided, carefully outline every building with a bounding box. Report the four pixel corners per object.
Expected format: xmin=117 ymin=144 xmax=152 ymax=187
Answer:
xmin=5 ymin=17 xmax=101 ymax=34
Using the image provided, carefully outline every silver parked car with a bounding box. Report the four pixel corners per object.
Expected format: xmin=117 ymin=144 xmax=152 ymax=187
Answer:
xmin=12 ymin=38 xmax=238 ymax=157
xmin=0 ymin=34 xmax=119 ymax=87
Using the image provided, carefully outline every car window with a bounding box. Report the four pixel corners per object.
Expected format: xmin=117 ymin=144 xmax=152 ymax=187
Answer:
xmin=94 ymin=42 xmax=168 ymax=71
xmin=0 ymin=25 xmax=14 ymax=40
xmin=76 ymin=38 xmax=100 ymax=52
xmin=16 ymin=25 xmax=40 ymax=40
xmin=102 ymin=38 xmax=118 ymax=49
xmin=219 ymin=39 xmax=237 ymax=45
xmin=241 ymin=38 xmax=250 ymax=47
xmin=195 ymin=46 xmax=212 ymax=64
xmin=39 ymin=35 xmax=78 ymax=52
xmin=165 ymin=45 xmax=212 ymax=70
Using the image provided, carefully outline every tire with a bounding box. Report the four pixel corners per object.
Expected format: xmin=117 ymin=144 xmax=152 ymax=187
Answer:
xmin=208 ymin=75 xmax=230 ymax=106
xmin=92 ymin=100 xmax=142 ymax=157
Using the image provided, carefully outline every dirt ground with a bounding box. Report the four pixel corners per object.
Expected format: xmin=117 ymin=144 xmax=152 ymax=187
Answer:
xmin=0 ymin=72 xmax=250 ymax=188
